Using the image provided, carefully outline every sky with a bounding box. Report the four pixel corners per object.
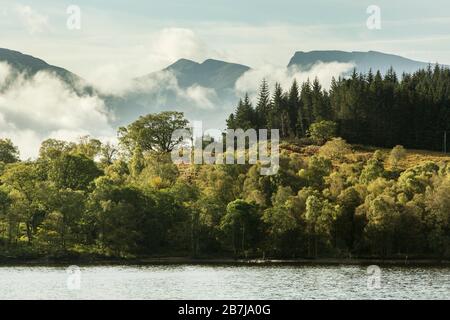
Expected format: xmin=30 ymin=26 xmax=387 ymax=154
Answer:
xmin=0 ymin=0 xmax=449 ymax=159
xmin=0 ymin=0 xmax=449 ymax=81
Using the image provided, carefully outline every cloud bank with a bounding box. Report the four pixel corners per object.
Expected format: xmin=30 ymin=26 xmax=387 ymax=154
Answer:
xmin=107 ymin=70 xmax=225 ymax=130
xmin=235 ymin=61 xmax=355 ymax=99
xmin=85 ymin=28 xmax=218 ymax=95
xmin=0 ymin=62 xmax=115 ymax=159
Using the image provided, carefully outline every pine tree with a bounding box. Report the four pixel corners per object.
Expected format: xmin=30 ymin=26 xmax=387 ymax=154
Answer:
xmin=255 ymin=79 xmax=270 ymax=128
xmin=311 ymin=77 xmax=328 ymax=121
xmin=227 ymin=93 xmax=255 ymax=130
xmin=267 ymin=83 xmax=283 ymax=131
xmin=300 ymin=80 xmax=313 ymax=130
xmin=288 ymin=79 xmax=302 ymax=136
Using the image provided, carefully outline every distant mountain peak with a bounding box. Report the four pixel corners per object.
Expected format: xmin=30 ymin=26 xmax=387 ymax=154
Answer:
xmin=166 ymin=57 xmax=249 ymax=69
xmin=287 ymin=50 xmax=440 ymax=75
xmin=0 ymin=47 xmax=86 ymax=92
xmin=0 ymin=48 xmax=51 ymax=70
xmin=148 ymin=57 xmax=250 ymax=91
xmin=165 ymin=58 xmax=198 ymax=69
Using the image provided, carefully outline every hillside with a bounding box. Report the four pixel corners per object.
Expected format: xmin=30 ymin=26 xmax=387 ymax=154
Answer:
xmin=280 ymin=142 xmax=450 ymax=170
xmin=0 ymin=48 xmax=87 ymax=92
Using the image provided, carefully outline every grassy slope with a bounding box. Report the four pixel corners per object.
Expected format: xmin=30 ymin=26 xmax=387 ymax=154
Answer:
xmin=351 ymin=145 xmax=450 ymax=169
xmin=280 ymin=142 xmax=450 ymax=170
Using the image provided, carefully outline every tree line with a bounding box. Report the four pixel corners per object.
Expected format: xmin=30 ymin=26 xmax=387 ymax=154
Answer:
xmin=227 ymin=65 xmax=450 ymax=151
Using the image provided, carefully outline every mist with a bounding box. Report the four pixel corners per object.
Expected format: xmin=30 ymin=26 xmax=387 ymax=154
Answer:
xmin=0 ymin=62 xmax=115 ymax=159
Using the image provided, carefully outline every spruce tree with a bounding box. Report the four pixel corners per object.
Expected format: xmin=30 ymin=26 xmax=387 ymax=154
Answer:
xmin=268 ymin=83 xmax=283 ymax=131
xmin=300 ymin=80 xmax=313 ymax=130
xmin=255 ymin=79 xmax=270 ymax=128
xmin=288 ymin=79 xmax=301 ymax=136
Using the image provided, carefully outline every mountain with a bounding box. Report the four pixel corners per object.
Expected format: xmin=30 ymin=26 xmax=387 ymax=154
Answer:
xmin=0 ymin=48 xmax=250 ymax=129
xmin=138 ymin=58 xmax=250 ymax=93
xmin=288 ymin=50 xmax=441 ymax=75
xmin=0 ymin=48 xmax=86 ymax=91
xmin=2 ymin=47 xmax=448 ymax=131
xmin=110 ymin=58 xmax=251 ymax=127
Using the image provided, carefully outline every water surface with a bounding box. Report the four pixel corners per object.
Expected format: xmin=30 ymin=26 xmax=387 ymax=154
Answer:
xmin=0 ymin=265 xmax=448 ymax=299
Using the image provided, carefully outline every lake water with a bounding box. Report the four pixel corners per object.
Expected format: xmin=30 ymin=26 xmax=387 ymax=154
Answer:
xmin=0 ymin=264 xmax=449 ymax=299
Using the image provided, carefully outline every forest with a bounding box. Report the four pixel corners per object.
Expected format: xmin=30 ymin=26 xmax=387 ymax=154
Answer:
xmin=0 ymin=66 xmax=450 ymax=261
xmin=228 ymin=65 xmax=450 ymax=151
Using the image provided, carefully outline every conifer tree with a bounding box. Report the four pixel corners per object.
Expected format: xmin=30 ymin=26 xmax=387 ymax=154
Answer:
xmin=255 ymin=79 xmax=270 ymax=128
xmin=288 ymin=80 xmax=301 ymax=136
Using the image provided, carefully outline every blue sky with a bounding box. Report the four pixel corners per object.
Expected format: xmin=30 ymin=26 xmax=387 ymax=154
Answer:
xmin=0 ymin=0 xmax=449 ymax=80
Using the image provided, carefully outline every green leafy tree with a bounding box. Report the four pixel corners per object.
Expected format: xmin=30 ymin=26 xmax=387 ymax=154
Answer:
xmin=298 ymin=156 xmax=332 ymax=189
xmin=360 ymin=150 xmax=385 ymax=184
xmin=389 ymin=145 xmax=407 ymax=169
xmin=220 ymin=199 xmax=260 ymax=256
xmin=118 ymin=111 xmax=189 ymax=153
xmin=37 ymin=188 xmax=85 ymax=251
xmin=1 ymin=163 xmax=43 ymax=244
xmin=425 ymin=177 xmax=450 ymax=256
xmin=307 ymin=120 xmax=337 ymax=145
xmin=48 ymin=153 xmax=101 ymax=190
xmin=304 ymin=195 xmax=338 ymax=257
xmin=319 ymin=137 xmax=352 ymax=161
xmin=0 ymin=138 xmax=20 ymax=164
xmin=75 ymin=135 xmax=102 ymax=159
xmin=262 ymin=186 xmax=302 ymax=256
xmin=39 ymin=139 xmax=75 ymax=161
xmin=362 ymin=194 xmax=401 ymax=256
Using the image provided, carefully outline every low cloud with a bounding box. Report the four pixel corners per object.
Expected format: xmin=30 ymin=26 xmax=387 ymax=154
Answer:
xmin=235 ymin=61 xmax=355 ymax=98
xmin=184 ymin=85 xmax=217 ymax=110
xmin=149 ymin=28 xmax=210 ymax=67
xmin=85 ymin=28 xmax=217 ymax=95
xmin=108 ymin=70 xmax=223 ymax=128
xmin=0 ymin=62 xmax=115 ymax=159
xmin=0 ymin=63 xmax=12 ymax=85
xmin=103 ymin=68 xmax=219 ymax=109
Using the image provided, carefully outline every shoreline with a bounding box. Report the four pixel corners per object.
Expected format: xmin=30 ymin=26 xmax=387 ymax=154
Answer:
xmin=1 ymin=257 xmax=450 ymax=267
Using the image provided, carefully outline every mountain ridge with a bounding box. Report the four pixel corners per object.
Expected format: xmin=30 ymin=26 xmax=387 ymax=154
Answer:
xmin=136 ymin=57 xmax=251 ymax=92
xmin=287 ymin=50 xmax=446 ymax=75
xmin=2 ymin=47 xmax=449 ymax=129
xmin=0 ymin=48 xmax=85 ymax=88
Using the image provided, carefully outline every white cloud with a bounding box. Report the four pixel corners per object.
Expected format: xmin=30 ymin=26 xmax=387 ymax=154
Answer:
xmin=235 ymin=61 xmax=354 ymax=98
xmin=14 ymin=4 xmax=49 ymax=34
xmin=149 ymin=28 xmax=210 ymax=66
xmin=0 ymin=62 xmax=115 ymax=159
xmin=85 ymin=28 xmax=217 ymax=95
xmin=93 ymin=64 xmax=219 ymax=115
xmin=86 ymin=63 xmax=137 ymax=96
xmin=183 ymin=85 xmax=217 ymax=109
xmin=0 ymin=63 xmax=12 ymax=85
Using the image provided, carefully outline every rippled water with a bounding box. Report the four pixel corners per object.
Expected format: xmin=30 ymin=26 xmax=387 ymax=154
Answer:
xmin=0 ymin=264 xmax=449 ymax=299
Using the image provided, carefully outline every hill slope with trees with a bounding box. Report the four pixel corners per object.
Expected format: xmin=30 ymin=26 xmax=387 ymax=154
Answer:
xmin=1 ymin=65 xmax=450 ymax=262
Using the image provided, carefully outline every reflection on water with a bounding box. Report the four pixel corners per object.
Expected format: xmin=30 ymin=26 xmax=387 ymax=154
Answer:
xmin=0 ymin=265 xmax=449 ymax=299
